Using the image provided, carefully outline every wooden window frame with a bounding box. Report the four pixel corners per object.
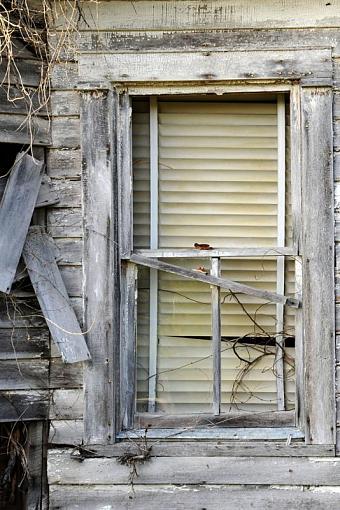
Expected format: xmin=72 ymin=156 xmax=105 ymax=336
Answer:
xmin=80 ymin=50 xmax=335 ymax=452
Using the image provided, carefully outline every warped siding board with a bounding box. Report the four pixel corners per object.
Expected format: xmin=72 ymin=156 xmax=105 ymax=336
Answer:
xmin=0 ymin=328 xmax=49 ymax=359
xmin=23 ymin=228 xmax=89 ymax=362
xmin=49 ymin=420 xmax=83 ymax=445
xmin=47 ymin=149 xmax=81 ymax=179
xmin=0 ymin=153 xmax=43 ymax=293
xmin=50 ymin=90 xmax=80 ymax=116
xmin=47 ymin=208 xmax=82 ymax=238
xmin=0 ymin=390 xmax=48 ymax=421
xmin=76 ymin=28 xmax=340 ymax=55
xmin=49 ymin=485 xmax=340 ymax=510
xmin=50 ymin=389 xmax=83 ymax=420
xmin=78 ymin=49 xmax=332 ymax=85
xmin=48 ymin=450 xmax=340 ymax=485
xmin=51 ymin=117 xmax=80 ymax=149
xmin=55 ymin=1 xmax=340 ymax=31
xmin=50 ymin=62 xmax=78 ymax=90
xmin=0 ymin=113 xmax=50 ymax=145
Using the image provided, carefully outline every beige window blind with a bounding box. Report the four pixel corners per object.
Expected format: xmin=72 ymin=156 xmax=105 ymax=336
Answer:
xmin=133 ymin=97 xmax=295 ymax=414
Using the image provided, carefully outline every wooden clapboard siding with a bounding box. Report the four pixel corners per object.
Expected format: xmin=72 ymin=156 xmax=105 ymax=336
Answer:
xmin=49 ymin=484 xmax=340 ymax=510
xmin=42 ymin=2 xmax=340 ymax=505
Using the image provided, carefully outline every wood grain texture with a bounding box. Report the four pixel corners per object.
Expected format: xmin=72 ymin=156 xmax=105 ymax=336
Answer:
xmin=78 ymin=49 xmax=332 ymax=86
xmin=0 ymin=390 xmax=49 ymax=421
xmin=0 ymin=152 xmax=43 ymax=293
xmin=301 ymin=87 xmax=335 ymax=444
xmin=26 ymin=421 xmax=48 ymax=510
xmin=0 ymin=328 xmax=49 ymax=359
xmin=76 ymin=28 xmax=340 ymax=55
xmin=48 ymin=450 xmax=340 ymax=485
xmin=23 ymin=227 xmax=90 ymax=363
xmin=51 ymin=117 xmax=80 ymax=149
xmin=0 ymin=113 xmax=50 ymax=145
xmin=130 ymin=254 xmax=299 ymax=307
xmin=47 ymin=149 xmax=81 ymax=179
xmin=55 ymin=1 xmax=340 ymax=30
xmin=81 ymin=90 xmax=118 ymax=444
xmin=50 ymin=90 xmax=80 ymax=116
xmin=0 ymin=58 xmax=43 ymax=87
xmin=49 ymin=419 xmax=83 ymax=445
xmin=47 ymin=208 xmax=82 ymax=238
xmin=48 ymin=484 xmax=340 ymax=510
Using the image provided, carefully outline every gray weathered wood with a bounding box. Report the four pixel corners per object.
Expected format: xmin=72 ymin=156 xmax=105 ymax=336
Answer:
xmin=82 ymin=89 xmax=118 ymax=444
xmin=35 ymin=175 xmax=60 ymax=208
xmin=78 ymin=49 xmax=332 ymax=86
xmin=130 ymin=254 xmax=300 ymax=307
xmin=118 ymin=427 xmax=304 ymax=441
xmin=120 ymin=261 xmax=137 ymax=429
xmin=0 ymin=58 xmax=43 ymax=87
xmin=49 ymin=420 xmax=83 ymax=445
xmin=47 ymin=208 xmax=82 ymax=238
xmin=135 ymin=410 xmax=294 ymax=429
xmin=76 ymin=28 xmax=340 ymax=55
xmin=23 ymin=227 xmax=90 ymax=363
xmin=48 ymin=450 xmax=340 ymax=485
xmin=26 ymin=421 xmax=48 ymax=510
xmin=301 ymin=87 xmax=335 ymax=444
xmin=0 ymin=152 xmax=43 ymax=293
xmin=49 ymin=179 xmax=81 ymax=208
xmin=70 ymin=441 xmax=335 ymax=458
xmin=0 ymin=327 xmax=49 ymax=359
xmin=50 ymin=389 xmax=83 ymax=420
xmin=51 ymin=117 xmax=80 ymax=149
xmin=211 ymin=257 xmax=221 ymax=415
xmin=48 ymin=484 xmax=340 ymax=510
xmin=0 ymin=113 xmax=50 ymax=145
xmin=50 ymin=90 xmax=80 ymax=116
xmin=0 ymin=359 xmax=82 ymax=390
xmin=55 ymin=1 xmax=340 ymax=30
xmin=0 ymin=174 xmax=59 ymax=208
xmin=50 ymin=62 xmax=78 ymax=90
xmin=0 ymin=390 xmax=49 ymax=421
xmin=47 ymin=149 xmax=81 ymax=179
xmin=53 ymin=238 xmax=82 ymax=265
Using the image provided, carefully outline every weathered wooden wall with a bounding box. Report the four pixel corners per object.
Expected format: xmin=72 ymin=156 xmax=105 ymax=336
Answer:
xmin=31 ymin=0 xmax=340 ymax=507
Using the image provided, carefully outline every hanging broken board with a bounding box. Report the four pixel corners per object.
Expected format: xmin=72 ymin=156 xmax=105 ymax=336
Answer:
xmin=0 ymin=152 xmax=44 ymax=293
xmin=23 ymin=227 xmax=91 ymax=364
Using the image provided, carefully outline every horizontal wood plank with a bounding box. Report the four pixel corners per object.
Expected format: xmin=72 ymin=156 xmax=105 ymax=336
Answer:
xmin=48 ymin=450 xmax=340 ymax=485
xmin=50 ymin=389 xmax=83 ymax=420
xmin=51 ymin=90 xmax=80 ymax=116
xmin=0 ymin=58 xmax=43 ymax=87
xmin=55 ymin=1 xmax=340 ymax=31
xmin=78 ymin=49 xmax=332 ymax=85
xmin=49 ymin=419 xmax=83 ymax=445
xmin=47 ymin=208 xmax=82 ymax=238
xmin=47 ymin=149 xmax=81 ymax=179
xmin=0 ymin=113 xmax=50 ymax=145
xmin=76 ymin=28 xmax=340 ymax=55
xmin=0 ymin=390 xmax=49 ymax=421
xmin=133 ymin=247 xmax=297 ymax=258
xmin=48 ymin=484 xmax=340 ymax=510
xmin=0 ymin=328 xmax=49 ymax=359
xmin=51 ymin=117 xmax=80 ymax=149
xmin=51 ymin=62 xmax=78 ymax=90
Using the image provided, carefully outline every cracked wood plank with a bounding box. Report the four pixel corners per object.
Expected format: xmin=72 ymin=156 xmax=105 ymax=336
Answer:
xmin=129 ymin=254 xmax=300 ymax=308
xmin=23 ymin=227 xmax=91 ymax=363
xmin=0 ymin=152 xmax=43 ymax=293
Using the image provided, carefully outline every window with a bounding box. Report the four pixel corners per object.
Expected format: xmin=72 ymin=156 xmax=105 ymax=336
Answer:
xmin=120 ymin=92 xmax=302 ymax=435
xmin=81 ymin=49 xmax=335 ymax=447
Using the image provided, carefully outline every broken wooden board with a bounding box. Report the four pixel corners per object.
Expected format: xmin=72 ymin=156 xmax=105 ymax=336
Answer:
xmin=0 ymin=152 xmax=43 ymax=293
xmin=129 ymin=254 xmax=300 ymax=308
xmin=0 ymin=174 xmax=60 ymax=208
xmin=23 ymin=227 xmax=91 ymax=363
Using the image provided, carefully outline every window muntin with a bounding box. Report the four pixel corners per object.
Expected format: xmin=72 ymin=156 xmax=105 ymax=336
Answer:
xmin=132 ymin=94 xmax=296 ymax=420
